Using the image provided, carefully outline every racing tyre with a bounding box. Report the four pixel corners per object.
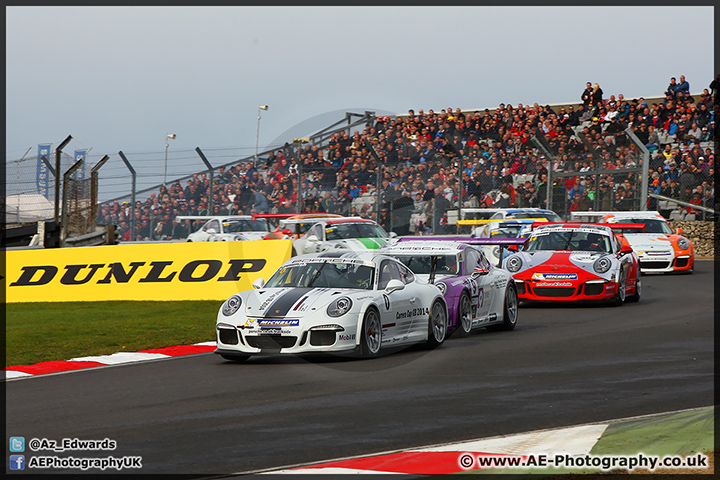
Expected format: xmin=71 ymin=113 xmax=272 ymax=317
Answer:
xmin=425 ymin=300 xmax=447 ymax=349
xmin=453 ymin=292 xmax=473 ymax=337
xmin=611 ymin=271 xmax=626 ymax=306
xmin=220 ymin=354 xmax=250 ymax=363
xmin=360 ymin=308 xmax=382 ymax=358
xmin=626 ymin=278 xmax=641 ymax=303
xmin=488 ymin=283 xmax=518 ymax=331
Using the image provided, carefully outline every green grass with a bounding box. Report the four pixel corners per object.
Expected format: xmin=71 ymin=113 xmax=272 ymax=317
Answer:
xmin=5 ymin=301 xmax=220 ymax=366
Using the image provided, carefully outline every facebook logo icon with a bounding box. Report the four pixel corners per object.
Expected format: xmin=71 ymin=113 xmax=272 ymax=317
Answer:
xmin=9 ymin=455 xmax=25 ymax=470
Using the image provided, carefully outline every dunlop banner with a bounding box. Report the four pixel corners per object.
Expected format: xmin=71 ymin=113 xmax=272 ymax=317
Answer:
xmin=5 ymin=240 xmax=292 ymax=303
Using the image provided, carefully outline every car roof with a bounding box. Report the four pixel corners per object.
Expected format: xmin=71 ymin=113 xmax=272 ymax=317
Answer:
xmin=284 ymin=250 xmax=396 ymax=266
xmin=382 ymin=241 xmax=467 ymax=255
xmin=531 ymin=223 xmax=613 ymax=235
xmin=324 ymin=217 xmax=378 ymax=225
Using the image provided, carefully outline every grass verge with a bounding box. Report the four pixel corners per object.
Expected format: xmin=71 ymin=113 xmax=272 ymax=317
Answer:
xmin=6 ymin=301 xmax=219 ymax=366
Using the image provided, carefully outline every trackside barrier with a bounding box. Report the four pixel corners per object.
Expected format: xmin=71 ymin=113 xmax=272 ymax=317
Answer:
xmin=5 ymin=240 xmax=292 ymax=303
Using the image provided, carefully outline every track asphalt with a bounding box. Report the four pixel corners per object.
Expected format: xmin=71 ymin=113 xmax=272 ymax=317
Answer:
xmin=4 ymin=260 xmax=714 ymax=475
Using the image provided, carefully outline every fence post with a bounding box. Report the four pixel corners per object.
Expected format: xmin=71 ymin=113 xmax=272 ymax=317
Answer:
xmin=90 ymin=155 xmax=110 ymax=237
xmin=530 ymin=133 xmax=555 ymax=212
xmin=61 ymin=158 xmax=84 ymax=247
xmin=118 ymin=151 xmax=137 ymax=241
xmin=54 ymin=135 xmax=73 ymax=225
xmin=623 ymin=127 xmax=650 ymax=211
xmin=195 ymin=148 xmax=214 ymax=215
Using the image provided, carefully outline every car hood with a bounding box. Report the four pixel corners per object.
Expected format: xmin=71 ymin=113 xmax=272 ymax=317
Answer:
xmin=241 ymin=287 xmax=364 ymax=319
xmin=624 ymin=234 xmax=674 ymax=251
xmin=510 ymin=250 xmax=609 ymax=274
xmin=326 ymin=238 xmax=389 ymax=250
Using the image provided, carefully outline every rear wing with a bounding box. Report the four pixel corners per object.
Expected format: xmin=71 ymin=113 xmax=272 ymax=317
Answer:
xmin=456 ymin=217 xmax=549 ymax=226
xmin=394 ymin=236 xmax=527 ymax=268
xmin=528 ymin=222 xmax=646 ymax=233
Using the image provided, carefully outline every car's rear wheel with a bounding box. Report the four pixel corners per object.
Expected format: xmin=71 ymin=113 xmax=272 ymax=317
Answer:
xmin=425 ymin=300 xmax=447 ymax=349
xmin=611 ymin=271 xmax=626 ymax=306
xmin=454 ymin=292 xmax=473 ymax=337
xmin=360 ymin=308 xmax=382 ymax=358
xmin=488 ymin=283 xmax=518 ymax=331
xmin=220 ymin=354 xmax=250 ymax=363
xmin=627 ymin=277 xmax=641 ymax=302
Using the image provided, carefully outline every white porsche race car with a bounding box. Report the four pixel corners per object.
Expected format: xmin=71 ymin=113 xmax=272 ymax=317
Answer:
xmin=292 ymin=217 xmax=396 ymax=255
xmin=181 ymin=215 xmax=271 ymax=242
xmin=215 ymin=251 xmax=449 ymax=361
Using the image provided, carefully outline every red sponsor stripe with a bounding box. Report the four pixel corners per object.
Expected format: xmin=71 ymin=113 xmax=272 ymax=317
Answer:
xmin=139 ymin=344 xmax=216 ymax=357
xmin=297 ymin=451 xmax=512 ymax=475
xmin=6 ymin=360 xmax=105 ymax=375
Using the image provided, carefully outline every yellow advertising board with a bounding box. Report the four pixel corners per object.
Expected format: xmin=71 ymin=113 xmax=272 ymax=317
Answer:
xmin=5 ymin=240 xmax=292 ymax=303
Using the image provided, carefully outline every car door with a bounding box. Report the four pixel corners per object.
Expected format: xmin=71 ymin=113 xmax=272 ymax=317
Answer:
xmin=396 ymin=262 xmax=429 ymax=342
xmin=465 ymin=247 xmax=494 ymax=321
xmin=376 ymin=260 xmax=410 ymax=344
xmin=304 ymin=223 xmax=324 ymax=254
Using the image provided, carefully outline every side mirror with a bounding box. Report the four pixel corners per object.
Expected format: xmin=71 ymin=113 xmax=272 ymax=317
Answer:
xmin=307 ymin=235 xmax=319 ymax=242
xmin=385 ymin=279 xmax=405 ymax=294
xmin=252 ymin=278 xmax=265 ymax=289
xmin=676 ymin=227 xmax=684 ymax=234
xmin=206 ymin=228 xmax=217 ymax=235
xmin=471 ymin=266 xmax=490 ymax=278
xmin=389 ymin=232 xmax=398 ymax=238
xmin=507 ymin=245 xmax=519 ymax=252
xmin=619 ymin=244 xmax=633 ymax=256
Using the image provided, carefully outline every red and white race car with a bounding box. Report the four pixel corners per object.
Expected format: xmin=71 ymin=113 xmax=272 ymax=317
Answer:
xmin=502 ymin=223 xmax=642 ymax=305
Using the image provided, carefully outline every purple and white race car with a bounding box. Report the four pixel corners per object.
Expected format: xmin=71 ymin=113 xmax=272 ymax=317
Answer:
xmin=381 ymin=237 xmax=523 ymax=337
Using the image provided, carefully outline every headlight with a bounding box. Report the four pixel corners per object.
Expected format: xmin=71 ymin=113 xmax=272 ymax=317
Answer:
xmin=677 ymin=237 xmax=690 ymax=250
xmin=593 ymin=257 xmax=612 ymax=274
xmin=506 ymin=256 xmax=523 ymax=273
xmin=327 ymin=296 xmax=352 ymax=317
xmin=436 ymin=282 xmax=448 ymax=295
xmin=492 ymin=246 xmax=501 ymax=258
xmin=221 ymin=295 xmax=242 ymax=316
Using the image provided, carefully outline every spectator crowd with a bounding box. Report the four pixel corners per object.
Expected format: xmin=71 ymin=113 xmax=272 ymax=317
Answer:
xmin=99 ymin=75 xmax=717 ymax=241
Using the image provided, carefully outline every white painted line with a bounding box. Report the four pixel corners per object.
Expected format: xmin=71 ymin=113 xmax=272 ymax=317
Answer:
xmin=193 ymin=341 xmax=217 ymax=346
xmin=5 ymin=370 xmax=33 ymax=379
xmin=69 ymin=352 xmax=170 ymax=364
xmin=411 ymin=423 xmax=608 ymax=455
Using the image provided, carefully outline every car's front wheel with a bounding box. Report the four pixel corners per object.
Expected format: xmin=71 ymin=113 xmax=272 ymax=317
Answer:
xmin=488 ymin=283 xmax=518 ymax=331
xmin=454 ymin=292 xmax=473 ymax=337
xmin=425 ymin=300 xmax=447 ymax=349
xmin=626 ymin=277 xmax=641 ymax=303
xmin=611 ymin=271 xmax=627 ymax=306
xmin=360 ymin=308 xmax=382 ymax=358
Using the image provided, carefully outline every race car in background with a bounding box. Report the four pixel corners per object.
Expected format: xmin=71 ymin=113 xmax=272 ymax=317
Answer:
xmin=502 ymin=222 xmax=642 ymax=305
xmin=252 ymin=213 xmax=344 ymax=240
xmin=469 ymin=218 xmax=547 ymax=266
xmin=570 ymin=211 xmax=694 ymax=274
xmin=292 ymin=217 xmax=396 ymax=256
xmin=215 ymin=251 xmax=449 ymax=361
xmin=381 ymin=238 xmax=523 ymax=337
xmin=180 ymin=215 xmax=272 ymax=242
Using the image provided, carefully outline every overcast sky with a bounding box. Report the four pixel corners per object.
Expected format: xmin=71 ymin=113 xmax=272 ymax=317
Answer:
xmin=5 ymin=6 xmax=714 ymax=198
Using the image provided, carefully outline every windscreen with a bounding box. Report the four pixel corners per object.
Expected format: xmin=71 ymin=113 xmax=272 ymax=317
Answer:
xmin=224 ymin=219 xmax=270 ymax=233
xmin=325 ymin=222 xmax=389 ymax=240
xmin=265 ymin=261 xmax=375 ymax=290
xmin=389 ymin=255 xmax=458 ymax=275
xmin=525 ymin=230 xmax=612 ymax=253
xmin=491 ymin=225 xmax=524 ymax=237
xmin=509 ymin=212 xmax=563 ymax=222
xmin=622 ymin=218 xmax=672 ymax=234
